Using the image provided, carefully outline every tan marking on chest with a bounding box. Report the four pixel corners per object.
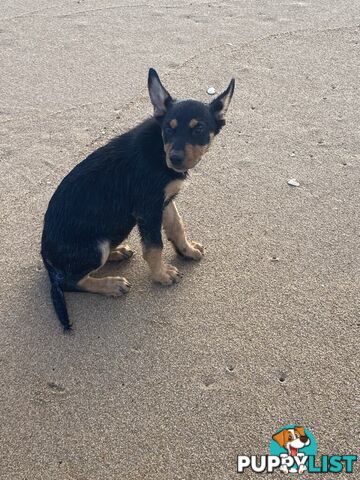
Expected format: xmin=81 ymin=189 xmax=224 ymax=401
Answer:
xmin=99 ymin=240 xmax=111 ymax=266
xmin=164 ymin=179 xmax=183 ymax=202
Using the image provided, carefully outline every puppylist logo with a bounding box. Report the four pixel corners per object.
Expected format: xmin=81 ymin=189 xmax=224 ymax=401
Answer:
xmin=237 ymin=425 xmax=357 ymax=474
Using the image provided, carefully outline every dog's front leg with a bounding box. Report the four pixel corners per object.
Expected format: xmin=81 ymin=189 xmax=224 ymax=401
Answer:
xmin=163 ymin=200 xmax=204 ymax=260
xmin=138 ymin=213 xmax=181 ymax=285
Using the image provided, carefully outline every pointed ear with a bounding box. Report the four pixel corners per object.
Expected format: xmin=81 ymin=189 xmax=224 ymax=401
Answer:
xmin=209 ymin=78 xmax=235 ymax=120
xmin=148 ymin=68 xmax=173 ymax=117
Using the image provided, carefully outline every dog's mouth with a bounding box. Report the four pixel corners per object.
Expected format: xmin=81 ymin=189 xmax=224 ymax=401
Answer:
xmin=166 ymin=158 xmax=188 ymax=172
xmin=164 ymin=143 xmax=207 ymax=172
xmin=289 ymin=446 xmax=298 ymax=456
xmin=165 ymin=156 xmax=199 ymax=172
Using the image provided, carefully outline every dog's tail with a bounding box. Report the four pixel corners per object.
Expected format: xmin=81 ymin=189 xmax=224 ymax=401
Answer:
xmin=43 ymin=258 xmax=71 ymax=331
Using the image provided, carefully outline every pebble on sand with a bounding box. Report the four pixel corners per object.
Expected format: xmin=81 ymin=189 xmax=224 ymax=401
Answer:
xmin=207 ymin=87 xmax=216 ymax=95
xmin=287 ymin=178 xmax=300 ymax=187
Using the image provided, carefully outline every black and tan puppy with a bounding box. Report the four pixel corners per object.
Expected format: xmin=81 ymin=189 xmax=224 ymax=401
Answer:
xmin=41 ymin=69 xmax=235 ymax=330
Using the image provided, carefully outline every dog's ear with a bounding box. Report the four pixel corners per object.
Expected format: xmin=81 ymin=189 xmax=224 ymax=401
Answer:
xmin=209 ymin=78 xmax=235 ymax=122
xmin=148 ymin=68 xmax=173 ymax=117
xmin=272 ymin=429 xmax=287 ymax=448
xmin=295 ymin=426 xmax=306 ymax=437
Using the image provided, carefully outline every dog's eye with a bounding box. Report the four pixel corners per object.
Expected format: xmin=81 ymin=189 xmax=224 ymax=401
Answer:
xmin=164 ymin=126 xmax=174 ymax=136
xmin=193 ymin=124 xmax=205 ymax=134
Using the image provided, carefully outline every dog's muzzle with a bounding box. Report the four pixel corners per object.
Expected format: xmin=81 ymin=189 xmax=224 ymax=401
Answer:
xmin=167 ymin=149 xmax=187 ymax=171
xmin=169 ymin=150 xmax=185 ymax=167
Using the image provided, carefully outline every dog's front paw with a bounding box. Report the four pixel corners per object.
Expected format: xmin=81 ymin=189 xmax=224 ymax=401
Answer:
xmin=177 ymin=240 xmax=205 ymax=260
xmin=152 ymin=264 xmax=181 ymax=285
xmin=188 ymin=241 xmax=205 ymax=259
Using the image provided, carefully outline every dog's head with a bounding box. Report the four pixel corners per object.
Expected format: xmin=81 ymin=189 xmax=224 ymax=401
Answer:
xmin=148 ymin=68 xmax=235 ymax=172
xmin=272 ymin=427 xmax=310 ymax=455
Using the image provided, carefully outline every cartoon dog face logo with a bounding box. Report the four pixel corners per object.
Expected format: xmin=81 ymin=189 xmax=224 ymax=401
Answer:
xmin=272 ymin=426 xmax=311 ymax=474
xmin=270 ymin=426 xmax=317 ymax=474
xmin=272 ymin=426 xmax=310 ymax=457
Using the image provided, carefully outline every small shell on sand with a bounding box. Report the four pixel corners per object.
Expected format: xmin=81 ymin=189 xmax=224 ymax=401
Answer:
xmin=287 ymin=178 xmax=300 ymax=187
xmin=207 ymin=87 xmax=216 ymax=95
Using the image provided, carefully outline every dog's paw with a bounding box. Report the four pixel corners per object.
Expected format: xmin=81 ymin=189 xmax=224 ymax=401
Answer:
xmin=105 ymin=276 xmax=131 ymax=296
xmin=180 ymin=241 xmax=205 ymax=260
xmin=108 ymin=245 xmax=134 ymax=262
xmin=189 ymin=241 xmax=204 ymax=259
xmin=152 ymin=264 xmax=181 ymax=285
xmin=279 ymin=465 xmax=289 ymax=474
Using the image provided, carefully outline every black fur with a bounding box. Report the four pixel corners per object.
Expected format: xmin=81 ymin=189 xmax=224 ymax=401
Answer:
xmin=41 ymin=68 xmax=235 ymax=330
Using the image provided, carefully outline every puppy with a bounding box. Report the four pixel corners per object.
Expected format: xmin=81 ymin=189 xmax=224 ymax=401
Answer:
xmin=41 ymin=68 xmax=235 ymax=330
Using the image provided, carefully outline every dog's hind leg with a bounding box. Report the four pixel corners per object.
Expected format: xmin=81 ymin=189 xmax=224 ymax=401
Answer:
xmin=163 ymin=201 xmax=204 ymax=260
xmin=77 ymin=275 xmax=131 ymax=296
xmin=72 ymin=240 xmax=131 ymax=296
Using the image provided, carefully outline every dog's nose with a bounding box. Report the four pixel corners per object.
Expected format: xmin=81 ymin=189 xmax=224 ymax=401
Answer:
xmin=300 ymin=436 xmax=308 ymax=443
xmin=169 ymin=150 xmax=185 ymax=166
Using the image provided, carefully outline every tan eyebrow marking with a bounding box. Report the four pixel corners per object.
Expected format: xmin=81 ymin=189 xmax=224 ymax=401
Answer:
xmin=189 ymin=118 xmax=198 ymax=128
xmin=170 ymin=118 xmax=178 ymax=129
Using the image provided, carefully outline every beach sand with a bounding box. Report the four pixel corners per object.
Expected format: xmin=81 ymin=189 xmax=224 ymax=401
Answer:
xmin=0 ymin=1 xmax=359 ymax=478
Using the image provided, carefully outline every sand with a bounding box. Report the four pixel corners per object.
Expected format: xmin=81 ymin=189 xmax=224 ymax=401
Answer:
xmin=0 ymin=1 xmax=359 ymax=478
